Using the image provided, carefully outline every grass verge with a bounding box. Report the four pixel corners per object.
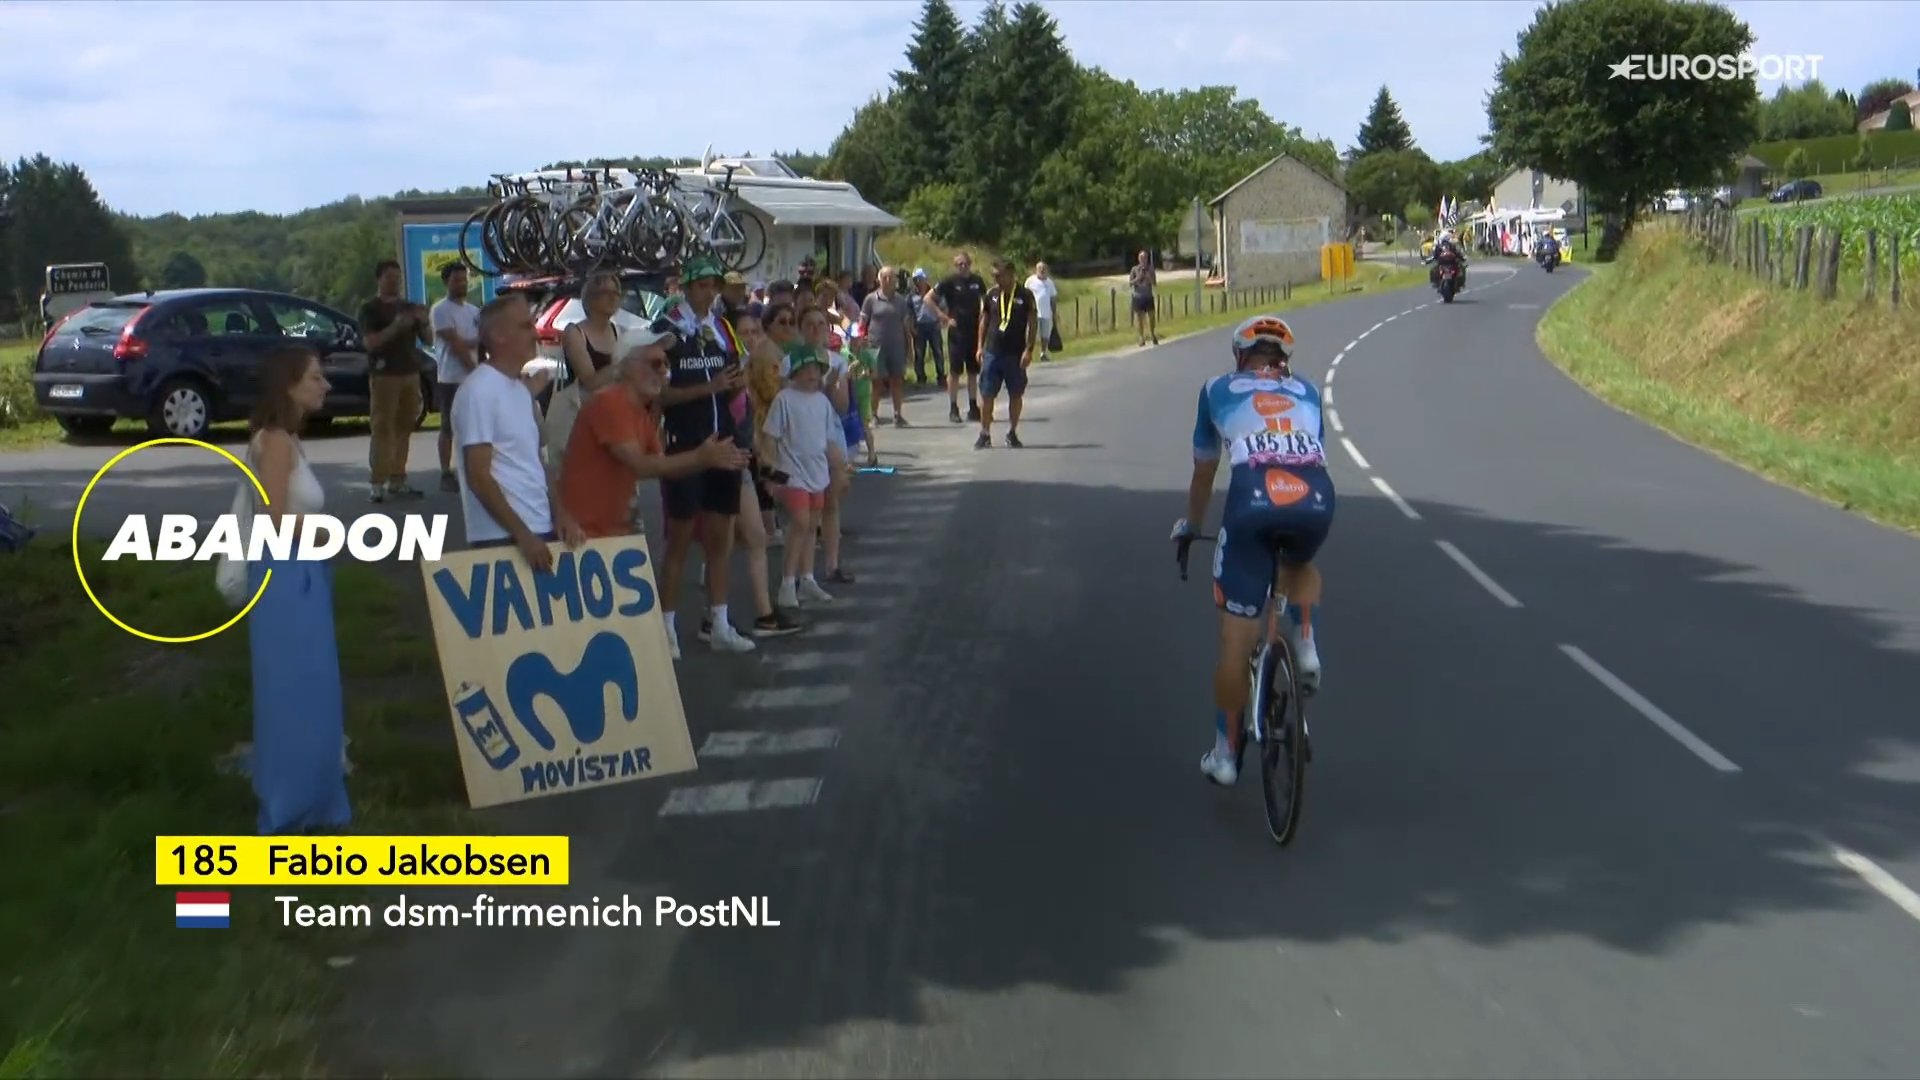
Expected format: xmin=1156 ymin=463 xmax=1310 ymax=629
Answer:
xmin=1537 ymin=226 xmax=1920 ymax=533
xmin=0 ymin=537 xmax=465 ymax=1077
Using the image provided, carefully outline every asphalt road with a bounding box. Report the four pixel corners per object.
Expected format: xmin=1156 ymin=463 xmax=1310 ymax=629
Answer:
xmin=15 ymin=266 xmax=1920 ymax=1076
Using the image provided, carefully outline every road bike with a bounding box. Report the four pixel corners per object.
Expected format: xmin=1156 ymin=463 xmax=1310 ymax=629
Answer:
xmin=1175 ymin=530 xmax=1312 ymax=845
xmin=547 ymin=167 xmax=689 ymax=277
xmin=679 ymin=163 xmax=768 ymax=274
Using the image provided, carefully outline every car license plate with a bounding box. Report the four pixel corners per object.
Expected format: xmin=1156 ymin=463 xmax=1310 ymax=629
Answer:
xmin=49 ymin=385 xmax=83 ymax=400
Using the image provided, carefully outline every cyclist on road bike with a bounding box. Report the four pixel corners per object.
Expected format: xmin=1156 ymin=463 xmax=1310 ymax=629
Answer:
xmin=1171 ymin=315 xmax=1335 ymax=787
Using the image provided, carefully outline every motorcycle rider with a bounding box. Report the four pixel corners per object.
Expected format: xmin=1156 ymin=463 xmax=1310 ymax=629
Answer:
xmin=1425 ymin=230 xmax=1467 ymax=291
xmin=1535 ymin=230 xmax=1562 ymax=268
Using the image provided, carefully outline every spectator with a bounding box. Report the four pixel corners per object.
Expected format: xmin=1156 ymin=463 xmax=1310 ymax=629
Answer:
xmin=767 ymin=279 xmax=796 ymax=311
xmin=1128 ymin=249 xmax=1159 ymax=347
xmin=245 ymin=343 xmax=350 ymax=835
xmin=748 ymin=301 xmax=796 ymax=545
xmin=932 ymin=251 xmax=987 ymax=424
xmin=654 ymin=254 xmax=753 ymax=658
xmin=909 ymin=268 xmax=946 ymax=387
xmin=795 ymin=255 xmax=817 ymax=295
xmin=852 ymin=263 xmax=879 ymax=305
xmin=792 ymin=306 xmax=857 ymax=585
xmin=859 ymin=263 xmax=913 ymax=427
xmin=561 ymin=272 xmax=624 ymax=394
xmin=556 ymin=331 xmax=748 ymax=540
xmin=1024 ymin=260 xmax=1059 ymax=362
xmin=764 ymin=350 xmax=847 ymax=611
xmin=357 ymin=258 xmax=431 ymax=502
xmin=720 ymin=312 xmax=802 ymax=638
xmin=430 ymin=262 xmax=481 ymax=492
xmin=454 ymin=294 xmax=580 ymax=571
xmin=976 ymin=257 xmax=1038 ymax=450
xmin=835 ymin=269 xmax=858 ymax=311
xmin=721 ymin=271 xmax=750 ymax=320
xmin=747 ymin=281 xmax=769 ymax=319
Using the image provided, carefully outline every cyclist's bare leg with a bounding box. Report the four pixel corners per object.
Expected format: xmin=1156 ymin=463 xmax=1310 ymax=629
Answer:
xmin=1277 ymin=561 xmax=1323 ymax=629
xmin=1214 ymin=611 xmax=1265 ymax=753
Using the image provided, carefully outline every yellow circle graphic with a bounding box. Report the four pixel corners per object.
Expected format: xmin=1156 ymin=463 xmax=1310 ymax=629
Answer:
xmin=71 ymin=437 xmax=273 ymax=644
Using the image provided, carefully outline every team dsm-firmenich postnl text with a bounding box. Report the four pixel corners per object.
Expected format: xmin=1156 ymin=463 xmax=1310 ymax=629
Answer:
xmin=275 ymin=894 xmax=781 ymax=929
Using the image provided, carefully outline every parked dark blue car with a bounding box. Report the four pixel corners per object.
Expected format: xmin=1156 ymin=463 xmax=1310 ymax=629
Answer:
xmin=30 ymin=288 xmax=437 ymax=439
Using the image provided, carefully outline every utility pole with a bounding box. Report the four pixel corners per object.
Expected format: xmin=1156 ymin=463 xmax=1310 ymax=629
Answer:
xmin=1192 ymin=195 xmax=1205 ymax=312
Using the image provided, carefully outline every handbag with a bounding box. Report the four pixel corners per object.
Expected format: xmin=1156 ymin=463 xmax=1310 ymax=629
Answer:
xmin=1047 ymin=324 xmax=1063 ymax=353
xmin=214 ymin=438 xmax=257 ymax=607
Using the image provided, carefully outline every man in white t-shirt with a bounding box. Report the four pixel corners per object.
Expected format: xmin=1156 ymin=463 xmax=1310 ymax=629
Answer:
xmin=453 ymin=294 xmax=581 ymax=571
xmin=1024 ymin=261 xmax=1059 ymax=362
xmin=431 ymin=262 xmax=482 ymax=493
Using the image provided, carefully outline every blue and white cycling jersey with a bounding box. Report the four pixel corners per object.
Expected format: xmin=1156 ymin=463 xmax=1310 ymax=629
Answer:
xmin=1191 ymin=371 xmax=1328 ymax=470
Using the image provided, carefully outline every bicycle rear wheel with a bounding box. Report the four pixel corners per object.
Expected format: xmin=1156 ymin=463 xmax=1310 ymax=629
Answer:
xmin=1257 ymin=637 xmax=1308 ymax=845
xmin=716 ymin=208 xmax=768 ymax=273
xmin=459 ymin=206 xmax=500 ymax=277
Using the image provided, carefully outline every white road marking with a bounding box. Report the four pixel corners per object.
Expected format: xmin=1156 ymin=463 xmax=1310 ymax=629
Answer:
xmin=805 ymin=620 xmax=880 ymax=638
xmin=1332 ymin=351 xmax=1345 ymax=365
xmin=1328 ymin=410 xmax=1344 ymax=433
xmin=1345 ymin=339 xmax=1358 ymax=351
xmin=1507 ymin=303 xmax=1541 ymax=310
xmin=700 ymin=728 xmax=841 ymax=758
xmin=760 ymin=651 xmax=865 ymax=672
xmin=1831 ymin=847 xmax=1920 ymax=924
xmin=1323 ymin=387 xmax=1334 ymax=407
xmin=1324 ymin=366 xmax=1337 ymax=386
xmin=1384 ymin=314 xmax=1398 ymax=322
xmin=737 ymin=685 xmax=854 ymax=709
xmin=1557 ymin=645 xmax=1740 ymax=773
xmin=1371 ymin=476 xmax=1421 ymax=520
xmin=659 ymin=778 xmax=823 ymax=816
xmin=1433 ymin=540 xmax=1522 ymax=608
xmin=1340 ymin=437 xmax=1370 ymax=470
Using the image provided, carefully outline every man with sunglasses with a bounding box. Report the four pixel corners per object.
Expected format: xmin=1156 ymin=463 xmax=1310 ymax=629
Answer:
xmin=1170 ymin=315 xmax=1334 ymax=787
xmin=931 ymin=251 xmax=987 ymax=423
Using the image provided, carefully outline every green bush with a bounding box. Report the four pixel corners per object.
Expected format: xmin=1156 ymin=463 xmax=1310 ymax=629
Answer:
xmin=1749 ymin=129 xmax=1920 ymax=173
xmin=1784 ymin=147 xmax=1812 ymax=180
xmin=1888 ymin=101 xmax=1914 ymax=133
xmin=0 ymin=346 xmax=41 ymax=430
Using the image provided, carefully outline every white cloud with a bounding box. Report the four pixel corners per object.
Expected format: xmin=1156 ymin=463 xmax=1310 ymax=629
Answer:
xmin=0 ymin=0 xmax=1900 ymax=217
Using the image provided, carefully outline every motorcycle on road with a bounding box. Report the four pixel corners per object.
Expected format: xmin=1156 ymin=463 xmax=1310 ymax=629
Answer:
xmin=1536 ymin=242 xmax=1562 ymax=273
xmin=1435 ymin=259 xmax=1463 ymax=303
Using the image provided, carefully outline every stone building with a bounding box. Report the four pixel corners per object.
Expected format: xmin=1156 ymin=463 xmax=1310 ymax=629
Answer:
xmin=1207 ymin=153 xmax=1349 ymax=290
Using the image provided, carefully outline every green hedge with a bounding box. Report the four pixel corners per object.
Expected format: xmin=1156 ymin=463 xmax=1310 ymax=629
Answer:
xmin=1749 ymin=130 xmax=1920 ymax=173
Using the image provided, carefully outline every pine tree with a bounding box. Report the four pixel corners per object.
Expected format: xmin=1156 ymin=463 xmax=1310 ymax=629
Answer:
xmin=995 ymin=2 xmax=1079 ymax=251
xmin=1350 ymin=86 xmax=1415 ymax=160
xmin=952 ymin=0 xmax=1015 ymax=243
xmin=892 ymin=0 xmax=968 ymax=190
xmin=2 ymin=155 xmax=140 ymax=304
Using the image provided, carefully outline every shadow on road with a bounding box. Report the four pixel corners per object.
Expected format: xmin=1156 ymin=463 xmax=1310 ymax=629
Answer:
xmin=271 ymin=464 xmax=1920 ymax=1076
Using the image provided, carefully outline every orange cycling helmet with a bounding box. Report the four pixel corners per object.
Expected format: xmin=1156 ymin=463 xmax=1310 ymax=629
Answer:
xmin=1231 ymin=314 xmax=1295 ymax=369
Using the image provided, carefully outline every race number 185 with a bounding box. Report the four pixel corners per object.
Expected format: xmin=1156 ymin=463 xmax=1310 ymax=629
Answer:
xmin=170 ymin=843 xmax=239 ymax=877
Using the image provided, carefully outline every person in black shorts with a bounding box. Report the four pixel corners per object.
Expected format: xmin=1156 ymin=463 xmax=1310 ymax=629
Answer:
xmin=933 ymin=251 xmax=987 ymax=424
xmin=652 ymin=254 xmax=754 ymax=656
xmin=974 ymin=258 xmax=1037 ymax=450
xmin=1128 ymin=249 xmax=1160 ymax=347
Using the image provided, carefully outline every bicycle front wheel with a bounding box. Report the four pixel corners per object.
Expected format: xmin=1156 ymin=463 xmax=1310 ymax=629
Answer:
xmin=717 ymin=209 xmax=768 ymax=273
xmin=1258 ymin=639 xmax=1308 ymax=845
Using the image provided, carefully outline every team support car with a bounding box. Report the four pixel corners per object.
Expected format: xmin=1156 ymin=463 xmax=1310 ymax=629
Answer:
xmin=30 ymin=288 xmax=438 ymax=439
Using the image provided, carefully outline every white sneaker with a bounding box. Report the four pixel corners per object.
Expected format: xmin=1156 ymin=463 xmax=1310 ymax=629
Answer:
xmin=798 ymin=577 xmax=834 ymax=604
xmin=666 ymin=624 xmax=681 ymax=661
xmin=1200 ymin=744 xmax=1239 ymax=786
xmin=1290 ymin=624 xmax=1322 ymax=694
xmin=710 ymin=620 xmax=757 ymax=653
xmin=776 ymin=580 xmax=799 ymax=609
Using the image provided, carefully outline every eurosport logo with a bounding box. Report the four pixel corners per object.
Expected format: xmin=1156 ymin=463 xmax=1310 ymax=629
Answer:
xmin=1609 ymin=53 xmax=1823 ymax=82
xmin=73 ymin=437 xmax=447 ymax=645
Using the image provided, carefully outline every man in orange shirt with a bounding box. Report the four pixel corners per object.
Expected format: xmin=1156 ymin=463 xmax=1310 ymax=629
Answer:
xmin=559 ymin=329 xmax=751 ymax=542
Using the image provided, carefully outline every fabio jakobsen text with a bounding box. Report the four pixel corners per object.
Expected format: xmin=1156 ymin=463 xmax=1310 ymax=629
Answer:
xmin=275 ymin=894 xmax=782 ymax=929
xmin=153 ymin=835 xmax=571 ymax=886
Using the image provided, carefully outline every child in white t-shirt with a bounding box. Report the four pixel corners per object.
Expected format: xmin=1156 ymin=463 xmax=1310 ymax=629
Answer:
xmin=762 ymin=352 xmax=846 ymax=610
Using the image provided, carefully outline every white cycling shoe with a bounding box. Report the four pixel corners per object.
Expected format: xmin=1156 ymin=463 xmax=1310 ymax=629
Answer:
xmin=1200 ymin=738 xmax=1239 ymax=786
xmin=1290 ymin=624 xmax=1323 ymax=695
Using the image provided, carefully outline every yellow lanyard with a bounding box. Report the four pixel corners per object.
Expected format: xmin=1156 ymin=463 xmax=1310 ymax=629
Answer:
xmin=997 ymin=288 xmax=1015 ymax=332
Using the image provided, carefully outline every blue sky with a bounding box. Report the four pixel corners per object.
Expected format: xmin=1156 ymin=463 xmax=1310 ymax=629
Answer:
xmin=0 ymin=0 xmax=1905 ymax=218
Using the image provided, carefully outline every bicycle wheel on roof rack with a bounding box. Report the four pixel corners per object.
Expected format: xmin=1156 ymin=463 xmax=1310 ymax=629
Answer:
xmin=459 ymin=205 xmax=501 ymax=277
xmin=624 ymin=200 xmax=687 ymax=274
xmin=548 ymin=198 xmax=607 ymax=277
xmin=479 ymin=201 xmax=517 ymax=273
xmin=715 ymin=209 xmax=767 ymax=274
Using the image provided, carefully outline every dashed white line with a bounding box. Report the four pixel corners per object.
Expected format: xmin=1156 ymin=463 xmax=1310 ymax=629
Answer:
xmin=759 ymin=651 xmax=865 ymax=672
xmin=1345 ymin=339 xmax=1358 ymax=351
xmin=1339 ymin=437 xmax=1370 ymax=470
xmin=1384 ymin=314 xmax=1398 ymax=322
xmin=659 ymin=777 xmax=823 ymax=816
xmin=737 ymin=685 xmax=853 ymax=709
xmin=699 ymin=728 xmax=841 ymax=758
xmin=1331 ymin=351 xmax=1346 ymax=365
xmin=1324 ymin=366 xmax=1337 ymax=386
xmin=1434 ymin=539 xmax=1522 ymax=608
xmin=1371 ymin=476 xmax=1421 ymax=520
xmin=1323 ymin=387 xmax=1334 ymax=407
xmin=1328 ymin=410 xmax=1344 ymax=433
xmin=1832 ymin=846 xmax=1920 ymax=924
xmin=1557 ymin=645 xmax=1740 ymax=773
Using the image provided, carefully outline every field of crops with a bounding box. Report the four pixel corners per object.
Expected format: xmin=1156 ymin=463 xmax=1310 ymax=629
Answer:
xmin=1750 ymin=194 xmax=1920 ymax=268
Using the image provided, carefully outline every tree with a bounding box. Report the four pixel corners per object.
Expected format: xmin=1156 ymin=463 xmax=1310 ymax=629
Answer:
xmin=1486 ymin=0 xmax=1755 ymax=259
xmin=2 ymin=155 xmax=140 ymax=308
xmin=1439 ymin=150 xmax=1505 ymax=202
xmin=950 ymin=0 xmax=1018 ymax=243
xmin=1758 ymin=80 xmax=1854 ymax=140
xmin=1888 ymin=100 xmax=1915 ymax=132
xmin=823 ymin=94 xmax=915 ymax=211
xmin=1346 ymin=149 xmax=1443 ymax=220
xmin=1023 ymin=70 xmax=1171 ymax=260
xmin=891 ymin=0 xmax=968 ymax=190
xmin=1350 ymin=86 xmax=1415 ymax=159
xmin=1783 ymin=147 xmax=1811 ymax=179
xmin=991 ymin=1 xmax=1080 ymax=253
xmin=1857 ymin=78 xmax=1915 ymax=123
xmin=160 ymin=250 xmax=207 ymax=288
